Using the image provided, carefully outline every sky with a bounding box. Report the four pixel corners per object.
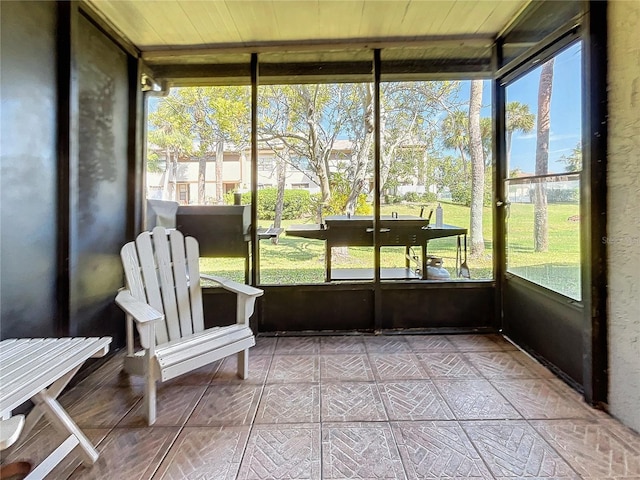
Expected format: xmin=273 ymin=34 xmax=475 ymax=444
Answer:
xmin=454 ymin=42 xmax=582 ymax=175
xmin=504 ymin=42 xmax=582 ymax=174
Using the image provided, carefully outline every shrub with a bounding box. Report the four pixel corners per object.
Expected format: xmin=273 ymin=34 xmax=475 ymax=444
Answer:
xmin=403 ymin=191 xmax=421 ymax=203
xmin=224 ymin=188 xmax=313 ymax=220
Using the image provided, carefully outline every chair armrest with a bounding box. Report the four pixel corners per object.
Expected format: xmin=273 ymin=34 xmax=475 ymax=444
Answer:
xmin=200 ymin=274 xmax=264 ymax=297
xmin=115 ymin=290 xmax=164 ymax=324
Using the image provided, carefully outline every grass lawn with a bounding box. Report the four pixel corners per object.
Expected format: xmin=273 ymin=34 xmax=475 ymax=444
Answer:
xmin=200 ymin=200 xmax=581 ymax=299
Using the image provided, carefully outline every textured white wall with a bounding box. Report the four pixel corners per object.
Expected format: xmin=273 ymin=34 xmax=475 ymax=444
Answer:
xmin=607 ymin=0 xmax=640 ymax=433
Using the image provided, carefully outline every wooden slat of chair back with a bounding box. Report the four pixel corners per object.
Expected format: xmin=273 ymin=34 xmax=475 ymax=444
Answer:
xmin=121 ymin=227 xmax=207 ymax=346
xmin=169 ymin=229 xmax=195 ymax=337
xmin=185 ymin=236 xmax=205 ymax=333
xmin=151 ymin=228 xmax=182 ymax=341
xmin=124 ymin=231 xmax=170 ymax=344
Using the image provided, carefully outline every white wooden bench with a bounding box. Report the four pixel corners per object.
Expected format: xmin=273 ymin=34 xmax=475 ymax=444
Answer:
xmin=0 ymin=337 xmax=111 ymax=479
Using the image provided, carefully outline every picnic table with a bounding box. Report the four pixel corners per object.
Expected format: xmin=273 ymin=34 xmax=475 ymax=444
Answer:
xmin=0 ymin=337 xmax=111 ymax=478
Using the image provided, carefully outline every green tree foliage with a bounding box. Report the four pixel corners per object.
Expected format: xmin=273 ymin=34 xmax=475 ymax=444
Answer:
xmin=506 ymin=101 xmax=536 ymax=168
xmin=311 ymin=172 xmax=371 ymax=217
xmin=148 ymin=94 xmax=194 ymax=201
xmin=557 ymin=142 xmax=582 ymax=172
xmin=149 ymin=87 xmax=250 ymax=203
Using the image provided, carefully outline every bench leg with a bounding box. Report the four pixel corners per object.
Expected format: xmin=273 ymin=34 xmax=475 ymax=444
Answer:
xmin=25 ymin=366 xmax=100 ymax=467
xmin=25 ymin=435 xmax=79 ymax=479
xmin=237 ymin=349 xmax=249 ymax=379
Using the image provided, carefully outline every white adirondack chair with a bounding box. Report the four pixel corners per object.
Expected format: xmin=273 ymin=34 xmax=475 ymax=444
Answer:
xmin=115 ymin=226 xmax=263 ymax=425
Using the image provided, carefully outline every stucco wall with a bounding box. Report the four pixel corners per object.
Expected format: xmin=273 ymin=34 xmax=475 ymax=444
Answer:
xmin=607 ymin=0 xmax=640 ymax=433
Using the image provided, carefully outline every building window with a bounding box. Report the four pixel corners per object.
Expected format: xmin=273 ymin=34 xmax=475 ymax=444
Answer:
xmin=177 ymin=183 xmax=189 ymax=205
xmin=258 ymin=157 xmax=274 ymax=171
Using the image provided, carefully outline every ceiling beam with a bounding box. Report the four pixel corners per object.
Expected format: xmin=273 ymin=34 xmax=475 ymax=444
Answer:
xmin=141 ymin=35 xmax=495 ymax=62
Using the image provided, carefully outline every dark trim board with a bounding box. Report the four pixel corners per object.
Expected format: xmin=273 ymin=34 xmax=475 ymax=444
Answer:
xmin=255 ymin=283 xmax=495 ymax=333
xmin=502 ymin=277 xmax=584 ymax=385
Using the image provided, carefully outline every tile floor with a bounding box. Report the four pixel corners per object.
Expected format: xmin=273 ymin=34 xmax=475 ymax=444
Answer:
xmin=2 ymin=334 xmax=640 ymax=479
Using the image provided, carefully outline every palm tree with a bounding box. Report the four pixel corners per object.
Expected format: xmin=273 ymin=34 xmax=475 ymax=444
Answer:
xmin=441 ymin=109 xmax=469 ymax=175
xmin=534 ymin=59 xmax=555 ymax=252
xmin=506 ymin=101 xmax=535 ymax=168
xmin=468 ymin=80 xmax=485 ymax=257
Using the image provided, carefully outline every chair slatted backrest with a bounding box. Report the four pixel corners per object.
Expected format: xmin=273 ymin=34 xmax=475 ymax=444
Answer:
xmin=120 ymin=227 xmax=205 ymax=346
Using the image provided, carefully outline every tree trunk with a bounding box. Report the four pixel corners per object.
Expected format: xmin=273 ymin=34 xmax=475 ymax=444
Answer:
xmin=162 ymin=147 xmax=171 ymax=200
xmin=345 ymin=83 xmax=374 ymax=214
xmin=198 ymin=155 xmax=206 ymax=204
xmin=534 ymin=59 xmax=554 ymax=252
xmin=166 ymin=151 xmax=177 ymax=202
xmin=302 ymin=85 xmax=332 ymax=221
xmin=274 ymin=151 xmax=288 ymax=229
xmin=215 ymin=140 xmax=224 ymax=204
xmin=468 ymin=80 xmax=485 ymax=257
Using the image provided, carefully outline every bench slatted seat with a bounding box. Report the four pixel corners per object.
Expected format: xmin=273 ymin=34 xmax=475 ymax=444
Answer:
xmin=115 ymin=226 xmax=263 ymax=425
xmin=0 ymin=336 xmax=111 ymax=478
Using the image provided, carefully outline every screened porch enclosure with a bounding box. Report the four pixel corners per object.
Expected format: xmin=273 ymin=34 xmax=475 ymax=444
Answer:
xmin=0 ymin=0 xmax=609 ymax=416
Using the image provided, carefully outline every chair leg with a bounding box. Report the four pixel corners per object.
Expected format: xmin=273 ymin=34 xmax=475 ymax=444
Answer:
xmin=144 ymin=376 xmax=157 ymax=426
xmin=144 ymin=351 xmax=157 ymax=426
xmin=237 ymin=349 xmax=249 ymax=379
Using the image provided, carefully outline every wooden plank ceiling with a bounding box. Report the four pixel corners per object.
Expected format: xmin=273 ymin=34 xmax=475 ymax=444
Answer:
xmin=85 ymin=0 xmax=530 ymax=59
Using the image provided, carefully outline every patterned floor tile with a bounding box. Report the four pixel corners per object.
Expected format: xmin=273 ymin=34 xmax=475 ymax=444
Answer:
xmin=252 ymin=336 xmax=278 ymax=356
xmin=75 ymin=350 xmax=130 ymax=387
xmin=434 ymin=379 xmax=521 ymax=420
xmin=392 ymin=421 xmax=493 ymax=479
xmin=597 ymin=416 xmax=640 ymax=450
xmin=416 ymin=352 xmax=482 ymax=379
xmin=212 ymin=354 xmax=272 ymax=384
xmin=1 ymin=425 xmax=109 ymax=479
xmin=463 ymin=420 xmax=580 ymax=479
xmin=532 ymin=419 xmax=640 ymax=479
xmin=118 ymin=385 xmax=206 ymax=427
xmin=464 ymin=351 xmax=540 ymax=379
xmin=508 ymin=350 xmax=556 ymax=379
xmin=12 ymin=333 xmax=639 ymax=480
xmin=237 ymin=423 xmax=321 ymax=480
xmin=379 ymin=381 xmax=455 ymax=420
xmin=65 ymin=385 xmax=141 ymax=428
xmin=321 ymin=382 xmax=387 ymax=422
xmin=274 ymin=336 xmax=320 ymax=355
xmin=370 ymin=353 xmax=429 ymax=381
xmin=267 ymin=354 xmax=320 ymax=383
xmin=322 ymin=422 xmax=406 ymax=479
xmin=404 ymin=335 xmax=457 ymax=352
xmin=490 ymin=379 xmax=595 ymax=419
xmin=321 ymin=354 xmax=375 ymax=381
xmin=446 ymin=334 xmax=506 ymax=352
xmin=255 ymin=384 xmax=320 ymax=423
xmin=364 ymin=335 xmax=412 ymax=353
xmin=320 ymin=336 xmax=366 ymax=354
xmin=153 ymin=426 xmax=250 ymax=480
xmin=187 ymin=384 xmax=262 ymax=426
xmin=68 ymin=427 xmax=180 ymax=479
